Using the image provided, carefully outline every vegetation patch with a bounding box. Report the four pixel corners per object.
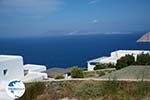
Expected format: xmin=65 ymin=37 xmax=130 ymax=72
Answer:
xmin=94 ymin=63 xmax=115 ymax=70
xmin=136 ymin=53 xmax=150 ymax=65
xmin=83 ymin=68 xmax=115 ymax=78
xmin=19 ymin=82 xmax=45 ymax=100
xmin=116 ymin=54 xmax=135 ymax=69
xmin=55 ymin=75 xmax=65 ymax=79
xmin=73 ymin=81 xmax=102 ymax=99
xmin=70 ymin=66 xmax=84 ymax=78
xmin=101 ymin=65 xmax=150 ymax=79
xmin=19 ymin=80 xmax=150 ymax=100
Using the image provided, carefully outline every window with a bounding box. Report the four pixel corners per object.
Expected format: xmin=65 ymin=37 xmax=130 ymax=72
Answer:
xmin=3 ymin=69 xmax=8 ymax=76
xmin=24 ymin=70 xmax=28 ymax=76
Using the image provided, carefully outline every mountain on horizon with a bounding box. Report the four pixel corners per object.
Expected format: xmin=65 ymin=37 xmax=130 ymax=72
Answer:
xmin=137 ymin=32 xmax=150 ymax=42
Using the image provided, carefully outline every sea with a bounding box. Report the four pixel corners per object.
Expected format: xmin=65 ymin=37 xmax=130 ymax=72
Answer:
xmin=0 ymin=33 xmax=150 ymax=68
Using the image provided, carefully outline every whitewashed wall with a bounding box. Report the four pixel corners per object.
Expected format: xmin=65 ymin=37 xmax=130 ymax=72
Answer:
xmin=0 ymin=56 xmax=24 ymax=81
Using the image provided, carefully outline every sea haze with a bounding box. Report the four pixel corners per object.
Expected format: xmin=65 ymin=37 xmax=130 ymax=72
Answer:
xmin=0 ymin=33 xmax=150 ymax=68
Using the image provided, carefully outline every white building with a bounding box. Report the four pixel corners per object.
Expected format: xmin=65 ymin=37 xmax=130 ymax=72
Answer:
xmin=0 ymin=55 xmax=48 ymax=99
xmin=0 ymin=55 xmax=48 ymax=82
xmin=87 ymin=50 xmax=150 ymax=71
xmin=23 ymin=64 xmax=48 ymax=82
xmin=23 ymin=64 xmax=47 ymax=72
xmin=0 ymin=55 xmax=24 ymax=81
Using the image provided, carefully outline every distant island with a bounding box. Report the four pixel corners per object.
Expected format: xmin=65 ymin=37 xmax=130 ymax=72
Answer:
xmin=137 ymin=32 xmax=150 ymax=42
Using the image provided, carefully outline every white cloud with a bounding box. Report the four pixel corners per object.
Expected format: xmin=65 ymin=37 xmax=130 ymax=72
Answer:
xmin=67 ymin=31 xmax=79 ymax=35
xmin=91 ymin=19 xmax=99 ymax=24
xmin=88 ymin=0 xmax=99 ymax=5
xmin=0 ymin=0 xmax=64 ymax=16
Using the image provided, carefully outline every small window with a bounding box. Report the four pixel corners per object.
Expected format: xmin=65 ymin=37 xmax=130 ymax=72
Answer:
xmin=3 ymin=69 xmax=8 ymax=76
xmin=24 ymin=70 xmax=28 ymax=76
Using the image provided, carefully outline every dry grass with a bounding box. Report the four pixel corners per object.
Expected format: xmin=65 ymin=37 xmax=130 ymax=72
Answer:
xmin=19 ymin=80 xmax=150 ymax=100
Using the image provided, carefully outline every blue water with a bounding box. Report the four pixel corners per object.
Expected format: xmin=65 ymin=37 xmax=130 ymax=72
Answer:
xmin=0 ymin=33 xmax=150 ymax=68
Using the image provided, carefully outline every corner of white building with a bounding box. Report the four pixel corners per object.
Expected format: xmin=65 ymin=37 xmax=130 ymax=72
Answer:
xmin=0 ymin=55 xmax=48 ymax=83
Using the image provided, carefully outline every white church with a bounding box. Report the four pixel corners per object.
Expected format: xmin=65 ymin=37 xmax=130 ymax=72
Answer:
xmin=87 ymin=50 xmax=150 ymax=71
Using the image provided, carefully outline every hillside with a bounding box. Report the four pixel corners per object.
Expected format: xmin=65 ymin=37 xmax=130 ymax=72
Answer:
xmin=46 ymin=68 xmax=71 ymax=78
xmin=137 ymin=32 xmax=150 ymax=42
xmin=101 ymin=65 xmax=150 ymax=80
xmin=20 ymin=80 xmax=150 ymax=100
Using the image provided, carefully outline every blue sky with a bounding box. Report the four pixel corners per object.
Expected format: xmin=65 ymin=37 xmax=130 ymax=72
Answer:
xmin=0 ymin=0 xmax=150 ymax=38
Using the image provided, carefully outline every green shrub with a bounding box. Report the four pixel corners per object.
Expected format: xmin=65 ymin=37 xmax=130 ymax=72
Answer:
xmin=20 ymin=82 xmax=45 ymax=100
xmin=55 ymin=75 xmax=64 ymax=79
xmin=94 ymin=63 xmax=115 ymax=70
xmin=102 ymin=80 xmax=120 ymax=95
xmin=134 ymin=81 xmax=150 ymax=96
xmin=116 ymin=54 xmax=135 ymax=69
xmin=136 ymin=53 xmax=150 ymax=65
xmin=94 ymin=63 xmax=106 ymax=70
xmin=73 ymin=81 xmax=102 ymax=98
xmin=107 ymin=63 xmax=116 ymax=68
xmin=70 ymin=67 xmax=84 ymax=78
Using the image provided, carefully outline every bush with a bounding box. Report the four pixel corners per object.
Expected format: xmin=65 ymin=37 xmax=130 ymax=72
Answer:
xmin=136 ymin=53 xmax=150 ymax=65
xmin=20 ymin=82 xmax=45 ymax=100
xmin=94 ymin=63 xmax=115 ymax=70
xmin=107 ymin=63 xmax=116 ymax=68
xmin=94 ymin=63 xmax=107 ymax=70
xmin=70 ymin=67 xmax=84 ymax=78
xmin=73 ymin=81 xmax=102 ymax=98
xmin=135 ymin=81 xmax=150 ymax=96
xmin=116 ymin=54 xmax=135 ymax=69
xmin=102 ymin=80 xmax=120 ymax=95
xmin=55 ymin=75 xmax=65 ymax=79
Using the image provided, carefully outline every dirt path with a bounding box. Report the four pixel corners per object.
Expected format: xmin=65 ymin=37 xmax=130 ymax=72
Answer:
xmin=41 ymin=78 xmax=150 ymax=82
